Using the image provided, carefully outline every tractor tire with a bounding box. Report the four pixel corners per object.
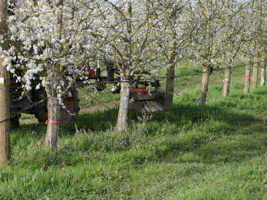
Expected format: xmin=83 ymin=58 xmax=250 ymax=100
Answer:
xmin=10 ymin=101 xmax=21 ymax=128
xmin=31 ymin=85 xmax=48 ymax=126
xmin=10 ymin=113 xmax=20 ymax=128
xmin=34 ymin=111 xmax=47 ymax=126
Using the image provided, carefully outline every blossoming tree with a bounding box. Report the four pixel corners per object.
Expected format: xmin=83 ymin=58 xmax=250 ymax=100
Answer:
xmin=188 ymin=0 xmax=253 ymax=103
xmin=153 ymin=0 xmax=192 ymax=111
xmin=96 ymin=0 xmax=163 ymax=131
xmin=221 ymin=0 xmax=249 ymax=97
xmin=241 ymin=0 xmax=266 ymax=92
xmin=2 ymin=0 xmax=106 ymax=149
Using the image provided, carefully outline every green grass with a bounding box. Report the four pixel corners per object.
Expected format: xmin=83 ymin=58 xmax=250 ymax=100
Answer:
xmin=1 ymin=64 xmax=267 ymax=200
xmin=78 ymin=84 xmax=120 ymax=108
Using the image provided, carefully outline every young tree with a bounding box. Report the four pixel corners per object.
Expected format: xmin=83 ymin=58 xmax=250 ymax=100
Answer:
xmin=249 ymin=0 xmax=266 ymax=89
xmin=155 ymin=0 xmax=191 ymax=112
xmin=241 ymin=0 xmax=257 ymax=94
xmin=257 ymin=0 xmax=267 ymax=87
xmin=189 ymin=0 xmax=251 ymax=103
xmin=260 ymin=55 xmax=266 ymax=86
xmin=252 ymin=47 xmax=259 ymax=89
xmin=97 ymin=0 xmax=162 ymax=131
xmin=189 ymin=0 xmax=227 ymax=104
xmin=3 ymin=0 xmax=106 ymax=149
xmin=221 ymin=0 xmax=248 ymax=97
xmin=244 ymin=55 xmax=252 ymax=94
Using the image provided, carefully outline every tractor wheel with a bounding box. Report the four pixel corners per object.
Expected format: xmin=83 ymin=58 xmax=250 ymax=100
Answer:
xmin=34 ymin=111 xmax=47 ymax=126
xmin=10 ymin=113 xmax=20 ymax=128
xmin=32 ymin=86 xmax=48 ymax=126
xmin=10 ymin=103 xmax=20 ymax=128
xmin=60 ymin=87 xmax=80 ymax=126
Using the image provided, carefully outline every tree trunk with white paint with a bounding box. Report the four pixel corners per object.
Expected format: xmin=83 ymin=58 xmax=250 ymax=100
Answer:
xmin=45 ymin=96 xmax=60 ymax=150
xmin=0 ymin=0 xmax=11 ymax=166
xmin=45 ymin=0 xmax=62 ymax=149
xmin=244 ymin=57 xmax=252 ymax=94
xmin=260 ymin=56 xmax=266 ymax=87
xmin=252 ymin=55 xmax=259 ymax=89
xmin=117 ymin=73 xmax=130 ymax=132
xmin=116 ymin=1 xmax=132 ymax=132
xmin=223 ymin=62 xmax=232 ymax=97
xmin=200 ymin=65 xmax=210 ymax=104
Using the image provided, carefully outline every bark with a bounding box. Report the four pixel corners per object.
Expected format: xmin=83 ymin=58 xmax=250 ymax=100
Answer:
xmin=200 ymin=65 xmax=210 ymax=104
xmin=165 ymin=66 xmax=175 ymax=111
xmin=244 ymin=57 xmax=252 ymax=94
xmin=117 ymin=79 xmax=130 ymax=132
xmin=0 ymin=0 xmax=11 ymax=166
xmin=252 ymin=56 xmax=259 ymax=89
xmin=222 ymin=63 xmax=231 ymax=97
xmin=164 ymin=7 xmax=177 ymax=112
xmin=45 ymin=97 xmax=60 ymax=150
xmin=200 ymin=5 xmax=212 ymax=105
xmin=260 ymin=56 xmax=266 ymax=87
xmin=44 ymin=0 xmax=62 ymax=149
xmin=116 ymin=1 xmax=132 ymax=132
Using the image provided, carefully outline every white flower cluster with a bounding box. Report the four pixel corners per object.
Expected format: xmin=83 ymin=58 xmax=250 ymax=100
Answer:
xmin=0 ymin=0 xmax=264 ymax=101
xmin=2 ymin=0 xmax=105 ymax=100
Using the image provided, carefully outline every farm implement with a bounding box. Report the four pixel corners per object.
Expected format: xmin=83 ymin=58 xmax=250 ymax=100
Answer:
xmin=9 ymin=61 xmax=166 ymax=128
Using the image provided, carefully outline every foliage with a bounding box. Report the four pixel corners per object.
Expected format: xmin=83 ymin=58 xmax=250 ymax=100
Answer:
xmin=2 ymin=0 xmax=105 ymax=100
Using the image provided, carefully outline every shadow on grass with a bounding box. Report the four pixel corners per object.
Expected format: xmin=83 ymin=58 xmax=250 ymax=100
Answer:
xmin=92 ymin=102 xmax=264 ymax=158
xmin=145 ymin=121 xmax=267 ymax=165
xmin=73 ymin=101 xmax=257 ymax=131
xmin=74 ymin=108 xmax=118 ymax=131
xmin=58 ymin=103 xmax=265 ymax=166
xmin=10 ymin=102 xmax=267 ymax=169
xmin=139 ymin=104 xmax=267 ymax=165
xmin=163 ymin=103 xmax=256 ymax=127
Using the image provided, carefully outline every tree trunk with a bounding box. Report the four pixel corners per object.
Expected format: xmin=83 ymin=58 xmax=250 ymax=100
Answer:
xmin=44 ymin=0 xmax=62 ymax=150
xmin=116 ymin=1 xmax=132 ymax=132
xmin=200 ymin=65 xmax=210 ymax=104
xmin=0 ymin=0 xmax=11 ymax=166
xmin=244 ymin=57 xmax=252 ymax=94
xmin=260 ymin=56 xmax=266 ymax=87
xmin=164 ymin=7 xmax=177 ymax=112
xmin=222 ymin=63 xmax=231 ymax=97
xmin=165 ymin=66 xmax=175 ymax=111
xmin=45 ymin=97 xmax=60 ymax=150
xmin=117 ymin=78 xmax=130 ymax=132
xmin=252 ymin=56 xmax=259 ymax=89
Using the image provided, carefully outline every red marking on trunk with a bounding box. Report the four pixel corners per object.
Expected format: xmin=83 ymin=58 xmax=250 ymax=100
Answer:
xmin=45 ymin=120 xmax=60 ymax=124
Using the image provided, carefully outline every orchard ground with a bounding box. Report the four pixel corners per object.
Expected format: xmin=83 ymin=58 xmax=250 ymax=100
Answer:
xmin=1 ymin=61 xmax=267 ymax=199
